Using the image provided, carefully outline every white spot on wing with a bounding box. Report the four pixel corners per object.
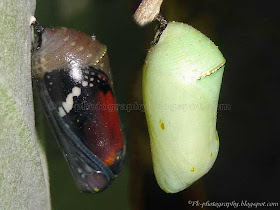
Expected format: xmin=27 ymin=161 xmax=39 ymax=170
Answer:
xmin=62 ymin=93 xmax=74 ymax=113
xmin=61 ymin=86 xmax=81 ymax=114
xmin=82 ymin=81 xmax=88 ymax=87
xmin=58 ymin=107 xmax=66 ymax=117
xmin=72 ymin=87 xmax=81 ymax=97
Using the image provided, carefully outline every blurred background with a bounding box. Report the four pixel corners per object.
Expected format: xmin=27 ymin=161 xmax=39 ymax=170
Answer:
xmin=34 ymin=0 xmax=279 ymax=209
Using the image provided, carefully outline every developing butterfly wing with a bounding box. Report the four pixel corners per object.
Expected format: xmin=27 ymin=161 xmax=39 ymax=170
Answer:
xmin=34 ymin=66 xmax=125 ymax=193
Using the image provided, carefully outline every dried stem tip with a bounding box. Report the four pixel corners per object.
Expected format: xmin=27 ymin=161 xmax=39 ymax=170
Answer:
xmin=134 ymin=0 xmax=163 ymax=26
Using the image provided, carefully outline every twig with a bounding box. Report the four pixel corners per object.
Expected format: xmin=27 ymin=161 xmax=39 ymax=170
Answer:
xmin=134 ymin=0 xmax=163 ymax=26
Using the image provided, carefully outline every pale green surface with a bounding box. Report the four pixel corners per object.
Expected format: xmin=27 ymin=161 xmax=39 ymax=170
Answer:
xmin=0 ymin=0 xmax=50 ymax=209
xmin=143 ymin=22 xmax=225 ymax=193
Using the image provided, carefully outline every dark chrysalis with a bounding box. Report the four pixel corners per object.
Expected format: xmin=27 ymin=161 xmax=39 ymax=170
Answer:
xmin=31 ymin=20 xmax=126 ymax=193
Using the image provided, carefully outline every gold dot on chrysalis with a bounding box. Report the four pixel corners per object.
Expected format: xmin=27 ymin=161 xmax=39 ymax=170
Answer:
xmin=216 ymin=134 xmax=219 ymax=141
xmin=190 ymin=167 xmax=195 ymax=172
xmin=160 ymin=120 xmax=165 ymax=130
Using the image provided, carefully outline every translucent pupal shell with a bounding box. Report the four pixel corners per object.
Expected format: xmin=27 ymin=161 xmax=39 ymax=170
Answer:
xmin=143 ymin=22 xmax=225 ymax=193
xmin=32 ymin=27 xmax=125 ymax=193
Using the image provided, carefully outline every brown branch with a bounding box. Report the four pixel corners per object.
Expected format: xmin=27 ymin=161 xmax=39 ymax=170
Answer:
xmin=134 ymin=0 xmax=163 ymax=26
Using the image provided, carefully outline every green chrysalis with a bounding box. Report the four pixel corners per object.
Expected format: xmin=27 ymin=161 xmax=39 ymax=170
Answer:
xmin=143 ymin=21 xmax=225 ymax=193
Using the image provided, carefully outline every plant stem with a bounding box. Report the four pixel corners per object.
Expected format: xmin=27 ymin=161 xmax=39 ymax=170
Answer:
xmin=134 ymin=0 xmax=164 ymax=26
